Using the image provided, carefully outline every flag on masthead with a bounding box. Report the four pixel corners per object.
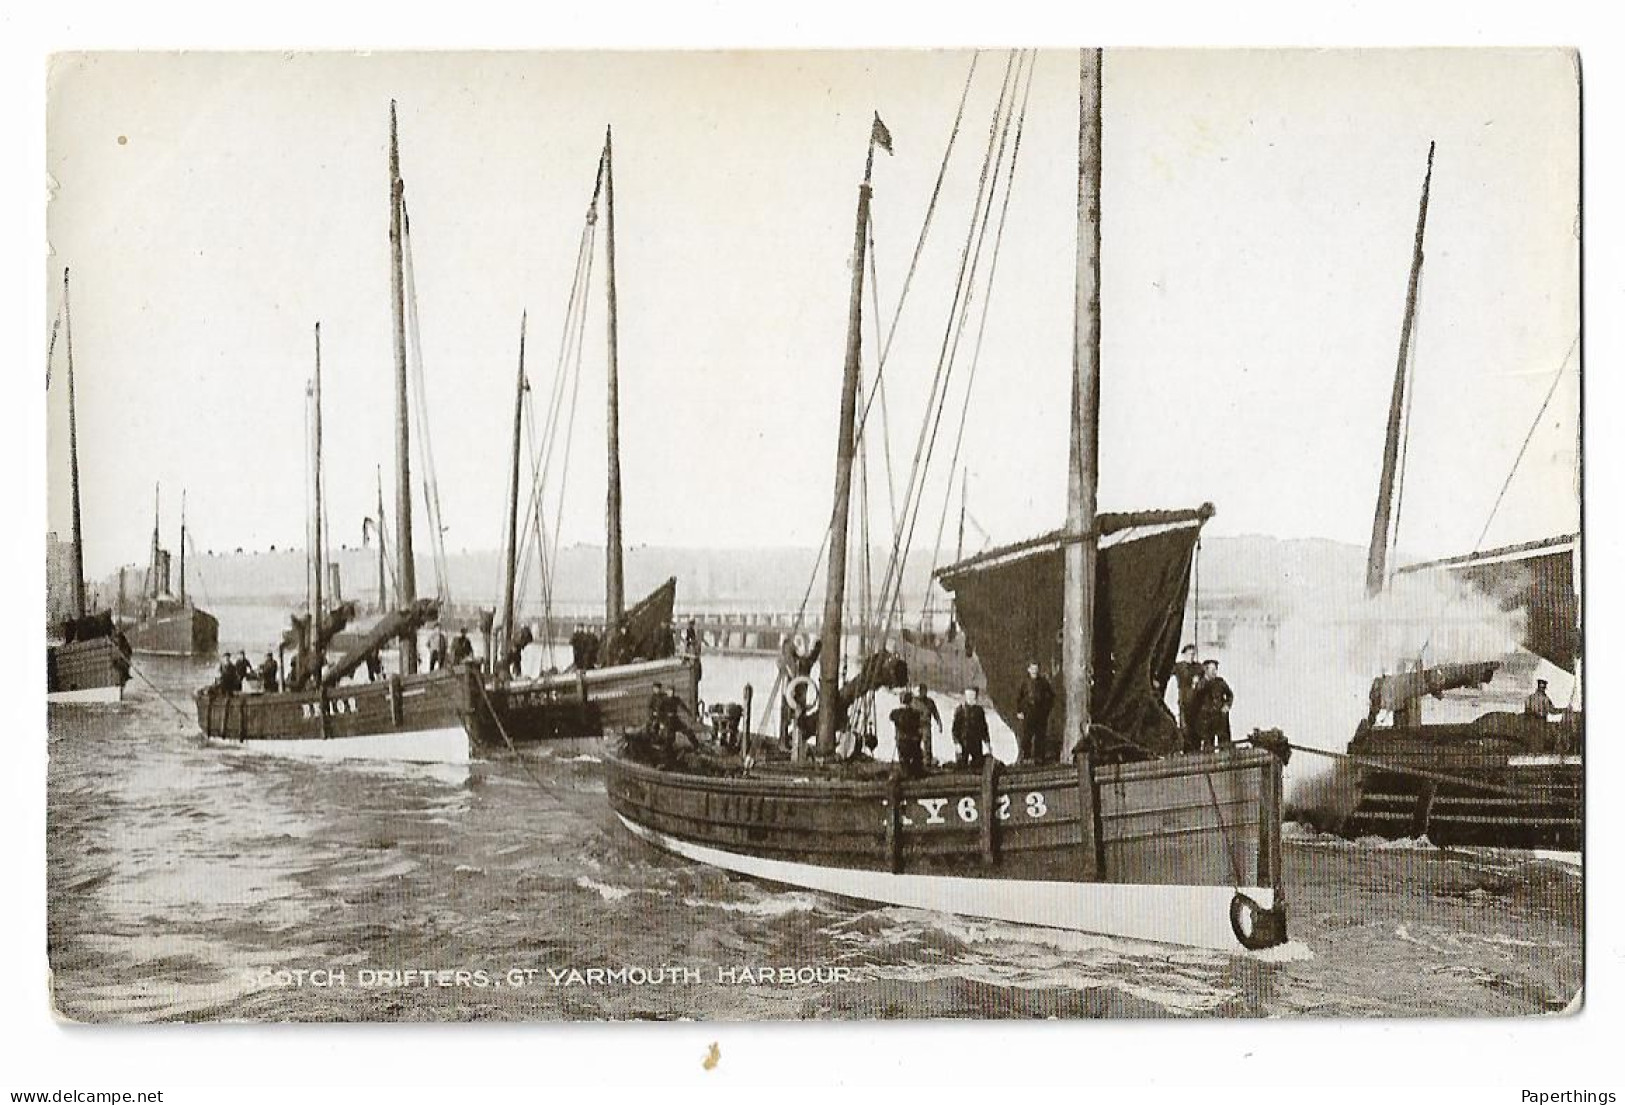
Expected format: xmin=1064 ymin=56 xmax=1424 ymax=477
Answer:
xmin=871 ymin=113 xmax=893 ymax=154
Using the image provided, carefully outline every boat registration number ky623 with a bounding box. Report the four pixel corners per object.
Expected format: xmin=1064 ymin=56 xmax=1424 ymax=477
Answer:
xmin=900 ymin=791 xmax=1051 ymax=826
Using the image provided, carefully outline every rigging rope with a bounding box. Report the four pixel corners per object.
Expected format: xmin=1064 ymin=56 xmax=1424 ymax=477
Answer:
xmin=865 ymin=214 xmax=900 ymax=533
xmin=1411 ymin=333 xmax=1580 ymax=662
xmin=865 ymin=51 xmax=1017 ymax=610
xmin=750 ymin=49 xmax=996 ymax=742
xmin=182 ymin=528 xmax=216 ymax=614
xmin=873 ymin=50 xmax=1028 ymax=640
xmin=400 ymin=201 xmax=454 ymax=608
xmin=852 ymin=50 xmax=985 ymax=448
xmin=546 ymin=229 xmax=597 ymax=605
xmin=1470 ymin=334 xmax=1579 ymax=552
xmin=512 ymin=194 xmax=600 ymax=652
xmin=922 ymin=54 xmax=1037 ymax=608
xmin=45 ymin=307 xmax=62 ymax=391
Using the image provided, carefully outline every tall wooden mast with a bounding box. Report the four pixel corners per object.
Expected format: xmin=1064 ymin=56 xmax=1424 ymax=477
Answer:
xmin=602 ymin=127 xmax=626 ymax=633
xmin=1061 ymin=49 xmax=1104 ymax=759
xmin=312 ymin=322 xmax=326 ymax=685
xmin=149 ymin=484 xmax=162 ymax=601
xmin=1365 ymin=141 xmax=1435 ymax=598
xmin=500 ymin=313 xmax=528 ymax=661
xmin=815 ymin=115 xmax=888 ymax=756
xmin=63 ymin=269 xmax=86 ymax=619
xmin=374 ymin=465 xmax=387 ymax=614
xmin=179 ymin=489 xmax=187 ymax=604
xmin=389 ymin=101 xmax=420 ymax=672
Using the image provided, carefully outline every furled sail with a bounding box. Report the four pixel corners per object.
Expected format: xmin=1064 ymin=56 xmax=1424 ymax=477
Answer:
xmin=936 ymin=506 xmax=1212 ymax=756
xmin=600 ymin=576 xmax=679 ymax=666
xmin=323 ymin=598 xmax=441 ymax=687
xmin=1395 ymin=533 xmax=1578 ymax=673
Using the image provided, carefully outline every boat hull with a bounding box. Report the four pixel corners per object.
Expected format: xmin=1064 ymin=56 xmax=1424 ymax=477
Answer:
xmin=125 ymin=605 xmax=219 ymax=657
xmin=1341 ymin=714 xmax=1582 ymax=849
xmin=605 ymin=745 xmax=1285 ymax=950
xmin=617 ymin=814 xmax=1273 ymax=950
xmin=204 ymin=723 xmax=470 ymax=764
xmin=47 ymin=636 xmax=129 ymax=704
xmin=194 ymin=670 xmax=471 ymax=763
xmin=466 ymin=656 xmax=699 ymax=749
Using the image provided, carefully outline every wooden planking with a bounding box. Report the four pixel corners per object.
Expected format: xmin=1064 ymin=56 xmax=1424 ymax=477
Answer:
xmin=607 ymin=746 xmax=1280 ymax=889
xmin=49 ymin=636 xmax=126 ymax=693
xmin=195 ymin=670 xmax=463 ymax=742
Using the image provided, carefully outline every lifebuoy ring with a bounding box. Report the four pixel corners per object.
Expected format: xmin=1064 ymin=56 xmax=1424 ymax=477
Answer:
xmin=1229 ymin=891 xmax=1288 ymax=950
xmin=781 ymin=675 xmax=820 ymax=716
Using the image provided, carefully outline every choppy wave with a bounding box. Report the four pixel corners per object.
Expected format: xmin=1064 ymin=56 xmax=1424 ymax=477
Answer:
xmin=44 ymin=639 xmax=1583 ymax=1022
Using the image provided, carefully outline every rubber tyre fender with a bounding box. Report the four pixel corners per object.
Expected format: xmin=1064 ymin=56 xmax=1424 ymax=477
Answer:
xmin=1230 ymin=891 xmax=1288 ymax=950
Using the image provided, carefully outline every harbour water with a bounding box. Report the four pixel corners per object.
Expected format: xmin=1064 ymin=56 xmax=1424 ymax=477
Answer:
xmin=45 ymin=608 xmax=1582 ymax=1022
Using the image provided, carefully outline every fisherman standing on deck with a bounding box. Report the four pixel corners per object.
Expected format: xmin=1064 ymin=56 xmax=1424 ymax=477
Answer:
xmin=428 ymin=625 xmax=448 ymax=672
xmin=216 ymin=656 xmax=240 ymax=696
xmin=911 ymin=683 xmax=943 ymax=765
xmin=449 ymin=628 xmax=475 ymax=668
xmin=364 ymin=649 xmax=384 ymax=683
xmin=891 ymin=688 xmax=926 ymax=778
xmin=683 ymin=618 xmax=704 ymax=681
xmin=1172 ymin=643 xmax=1203 ymax=751
xmin=1191 ymin=659 xmax=1234 ymax=751
xmin=233 ymin=650 xmax=253 ymax=686
xmin=259 ymin=652 xmax=280 ymax=693
xmin=1015 ymin=662 xmax=1055 ymax=764
xmin=504 ymin=626 xmax=533 ymax=679
xmin=778 ymin=635 xmax=823 ymax=746
xmin=952 ymin=687 xmax=991 ymax=770
xmin=1525 ymin=678 xmax=1556 ymax=719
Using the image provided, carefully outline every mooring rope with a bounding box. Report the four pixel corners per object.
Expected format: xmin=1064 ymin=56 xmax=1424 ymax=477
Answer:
xmin=128 ymin=660 xmax=201 ymax=730
xmin=469 ymin=674 xmax=568 ymax=796
xmin=1286 ymin=739 xmax=1553 ymax=800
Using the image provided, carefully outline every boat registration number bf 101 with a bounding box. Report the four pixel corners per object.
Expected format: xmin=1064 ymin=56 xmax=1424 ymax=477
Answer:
xmin=901 ymin=791 xmax=1050 ymax=827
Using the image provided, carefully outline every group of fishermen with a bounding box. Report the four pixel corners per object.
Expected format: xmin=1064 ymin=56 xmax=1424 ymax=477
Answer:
xmin=212 ymin=650 xmax=279 ymax=695
xmin=425 ymin=625 xmax=477 ymax=672
xmin=567 ymin=617 xmax=694 ymax=674
xmin=209 ymin=621 xmax=487 ymax=697
xmin=886 ymin=683 xmax=993 ymax=778
xmin=1171 ymin=644 xmax=1236 ymax=752
xmin=885 ymin=644 xmax=1238 ymax=776
xmin=635 ymin=628 xmax=1242 ymax=776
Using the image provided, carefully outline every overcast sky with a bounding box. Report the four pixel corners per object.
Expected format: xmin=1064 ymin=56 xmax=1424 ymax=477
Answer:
xmin=45 ymin=49 xmax=1579 ymax=577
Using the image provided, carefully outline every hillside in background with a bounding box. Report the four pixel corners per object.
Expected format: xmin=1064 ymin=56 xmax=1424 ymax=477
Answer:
xmin=87 ymin=534 xmax=1375 ymax=616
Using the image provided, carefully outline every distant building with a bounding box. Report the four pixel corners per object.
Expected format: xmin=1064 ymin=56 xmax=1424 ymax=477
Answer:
xmin=46 ymin=531 xmax=76 ymax=627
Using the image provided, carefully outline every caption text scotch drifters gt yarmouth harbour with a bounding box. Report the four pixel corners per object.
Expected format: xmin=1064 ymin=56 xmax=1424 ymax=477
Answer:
xmin=249 ymin=965 xmax=856 ymax=989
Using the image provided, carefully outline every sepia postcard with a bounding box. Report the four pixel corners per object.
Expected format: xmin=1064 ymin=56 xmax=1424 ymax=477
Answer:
xmin=39 ymin=47 xmax=1581 ymax=1029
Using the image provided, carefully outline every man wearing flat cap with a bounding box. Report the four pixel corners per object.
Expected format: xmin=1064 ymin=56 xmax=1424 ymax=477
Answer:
xmin=1524 ymin=678 xmax=1556 ymax=719
xmin=1191 ymin=658 xmax=1234 ymax=752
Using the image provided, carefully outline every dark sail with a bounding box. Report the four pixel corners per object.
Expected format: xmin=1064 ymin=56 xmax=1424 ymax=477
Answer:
xmin=600 ymin=576 xmax=679 ymax=666
xmin=936 ymin=506 xmax=1212 ymax=756
xmin=1395 ymin=534 xmax=1578 ymax=673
